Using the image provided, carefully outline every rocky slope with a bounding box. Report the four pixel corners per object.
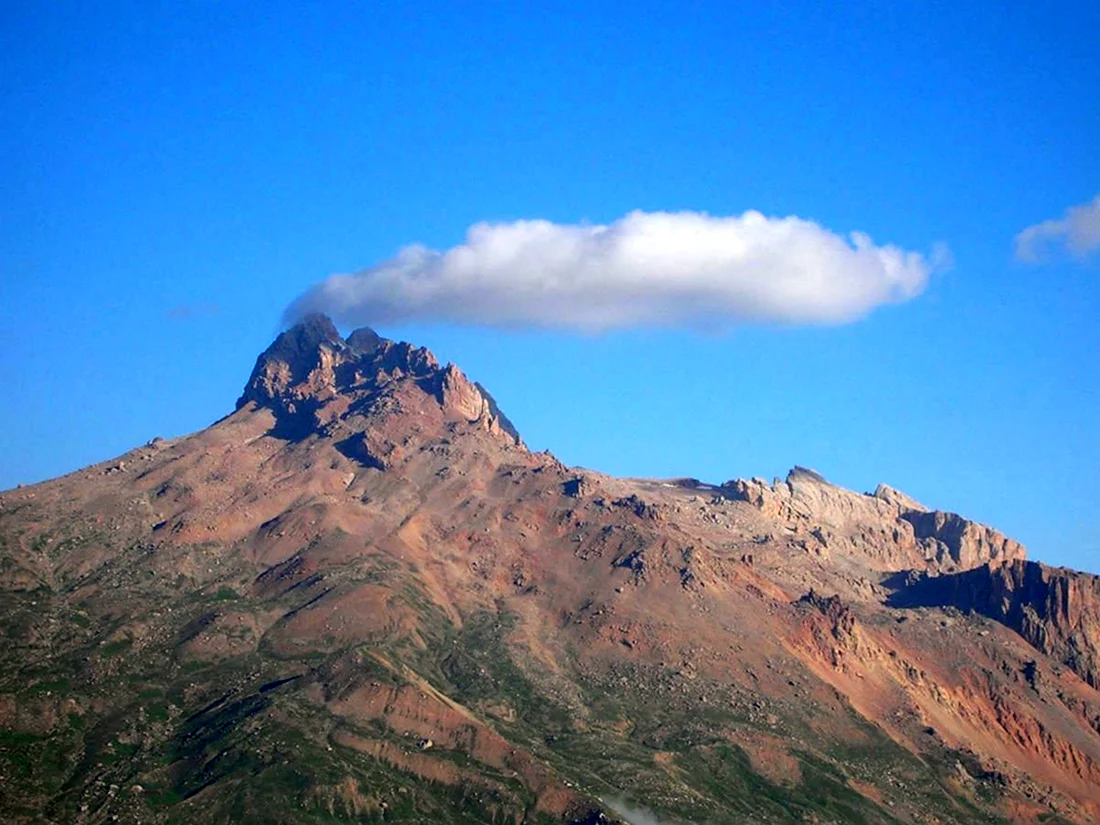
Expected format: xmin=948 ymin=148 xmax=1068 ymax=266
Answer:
xmin=890 ymin=560 xmax=1100 ymax=690
xmin=0 ymin=316 xmax=1097 ymax=825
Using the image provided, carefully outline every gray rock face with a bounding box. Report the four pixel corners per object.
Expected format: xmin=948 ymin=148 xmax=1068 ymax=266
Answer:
xmin=345 ymin=326 xmax=384 ymax=355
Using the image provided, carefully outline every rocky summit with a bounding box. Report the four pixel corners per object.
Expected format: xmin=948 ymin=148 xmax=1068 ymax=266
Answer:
xmin=1 ymin=316 xmax=1098 ymax=825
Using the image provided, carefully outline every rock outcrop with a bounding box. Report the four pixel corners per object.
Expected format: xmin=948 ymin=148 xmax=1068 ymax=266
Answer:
xmin=237 ymin=313 xmax=521 ymax=446
xmin=721 ymin=467 xmax=1025 ymax=573
xmin=900 ymin=509 xmax=1026 ymax=570
xmin=890 ymin=559 xmax=1100 ymax=689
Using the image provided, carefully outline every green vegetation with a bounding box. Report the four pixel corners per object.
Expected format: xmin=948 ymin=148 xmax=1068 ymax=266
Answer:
xmin=100 ymin=639 xmax=133 ymax=656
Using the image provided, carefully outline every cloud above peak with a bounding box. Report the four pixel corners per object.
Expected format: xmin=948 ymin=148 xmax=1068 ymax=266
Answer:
xmin=1014 ymin=194 xmax=1100 ymax=263
xmin=284 ymin=210 xmax=941 ymax=332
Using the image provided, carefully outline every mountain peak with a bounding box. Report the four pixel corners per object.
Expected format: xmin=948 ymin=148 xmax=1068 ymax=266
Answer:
xmin=272 ymin=314 xmax=386 ymax=358
xmin=236 ymin=314 xmax=521 ymax=448
xmin=346 ymin=325 xmax=384 ymax=355
xmin=787 ymin=465 xmax=828 ymax=484
xmin=272 ymin=312 xmax=344 ymax=356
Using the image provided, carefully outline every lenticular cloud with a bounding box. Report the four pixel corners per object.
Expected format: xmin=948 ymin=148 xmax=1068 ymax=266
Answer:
xmin=284 ymin=210 xmax=937 ymax=332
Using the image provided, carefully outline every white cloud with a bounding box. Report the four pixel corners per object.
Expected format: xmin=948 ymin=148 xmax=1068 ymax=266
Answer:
xmin=285 ymin=210 xmax=940 ymax=332
xmin=1014 ymin=194 xmax=1100 ymax=263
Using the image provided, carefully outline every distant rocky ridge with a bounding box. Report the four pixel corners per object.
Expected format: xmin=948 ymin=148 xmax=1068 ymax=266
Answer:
xmin=721 ymin=467 xmax=1026 ymax=573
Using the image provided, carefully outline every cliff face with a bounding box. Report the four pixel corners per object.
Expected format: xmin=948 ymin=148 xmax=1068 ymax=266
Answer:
xmin=900 ymin=510 xmax=1027 ymax=570
xmin=891 ymin=560 xmax=1100 ymax=689
xmin=0 ymin=315 xmax=1097 ymax=825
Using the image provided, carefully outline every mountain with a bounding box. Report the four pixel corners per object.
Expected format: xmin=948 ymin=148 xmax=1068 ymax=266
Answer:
xmin=2 ymin=316 xmax=1098 ymax=825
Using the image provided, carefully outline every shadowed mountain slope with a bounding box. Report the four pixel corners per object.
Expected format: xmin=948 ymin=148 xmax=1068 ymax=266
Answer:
xmin=1 ymin=317 xmax=1098 ymax=825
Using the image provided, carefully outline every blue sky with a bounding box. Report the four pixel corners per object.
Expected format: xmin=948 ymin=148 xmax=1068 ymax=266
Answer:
xmin=1 ymin=2 xmax=1097 ymax=571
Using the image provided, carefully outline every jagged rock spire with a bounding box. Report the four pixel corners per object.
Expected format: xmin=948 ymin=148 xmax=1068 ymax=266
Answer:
xmin=236 ymin=314 xmax=522 ymax=447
